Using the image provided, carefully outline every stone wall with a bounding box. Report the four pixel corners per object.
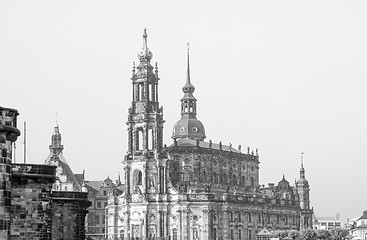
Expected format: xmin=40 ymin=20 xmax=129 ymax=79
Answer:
xmin=51 ymin=191 xmax=91 ymax=240
xmin=0 ymin=106 xmax=20 ymax=239
xmin=10 ymin=164 xmax=56 ymax=240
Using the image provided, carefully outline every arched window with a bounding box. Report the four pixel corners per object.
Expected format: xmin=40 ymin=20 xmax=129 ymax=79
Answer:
xmin=138 ymin=129 xmax=143 ymax=150
xmin=133 ymin=170 xmax=142 ymax=186
xmin=230 ymin=212 xmax=234 ymax=221
xmin=251 ymin=177 xmax=254 ymax=186
xmin=139 ymin=83 xmax=144 ymax=101
xmin=148 ymin=129 xmax=153 ymax=150
xmin=184 ymin=106 xmax=188 ymax=113
xmin=213 ymin=172 xmax=218 ymax=184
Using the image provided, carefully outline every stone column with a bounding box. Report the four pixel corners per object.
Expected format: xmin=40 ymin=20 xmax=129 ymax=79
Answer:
xmin=0 ymin=106 xmax=20 ymax=240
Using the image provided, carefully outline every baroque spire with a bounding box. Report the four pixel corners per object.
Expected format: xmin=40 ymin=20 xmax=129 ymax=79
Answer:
xmin=172 ymin=43 xmax=206 ymax=141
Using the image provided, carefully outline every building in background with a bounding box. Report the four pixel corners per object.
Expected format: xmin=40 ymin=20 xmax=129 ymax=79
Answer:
xmin=85 ymin=176 xmax=125 ymax=240
xmin=106 ymin=29 xmax=314 ymax=240
xmin=44 ymin=125 xmax=84 ymax=191
xmin=350 ymin=210 xmax=367 ymax=240
xmin=313 ymin=214 xmax=342 ymax=230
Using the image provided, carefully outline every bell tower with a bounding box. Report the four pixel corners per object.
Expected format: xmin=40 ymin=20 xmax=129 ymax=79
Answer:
xmin=127 ymin=28 xmax=164 ymax=154
xmin=124 ymin=29 xmax=164 ymax=198
xmin=297 ymin=154 xmax=313 ymax=230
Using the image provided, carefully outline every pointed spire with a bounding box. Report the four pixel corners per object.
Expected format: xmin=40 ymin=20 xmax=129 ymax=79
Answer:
xmin=143 ymin=28 xmax=148 ymax=48
xmin=300 ymin=152 xmax=305 ymax=178
xmin=182 ymin=43 xmax=195 ymax=94
xmin=172 ymin=43 xmax=206 ymax=141
xmin=186 ymin=42 xmax=191 ymax=84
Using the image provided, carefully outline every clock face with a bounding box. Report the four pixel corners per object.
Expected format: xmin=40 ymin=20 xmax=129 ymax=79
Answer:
xmin=192 ymin=127 xmax=198 ymax=133
xmin=180 ymin=127 xmax=185 ymax=133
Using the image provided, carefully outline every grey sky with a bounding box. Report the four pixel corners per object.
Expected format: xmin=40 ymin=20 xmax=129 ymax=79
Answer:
xmin=1 ymin=1 xmax=366 ymax=222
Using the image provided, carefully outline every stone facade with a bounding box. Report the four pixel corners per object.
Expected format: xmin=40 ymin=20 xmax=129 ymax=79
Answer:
xmin=51 ymin=191 xmax=91 ymax=240
xmin=106 ymin=30 xmax=313 ymax=240
xmin=10 ymin=164 xmax=56 ymax=239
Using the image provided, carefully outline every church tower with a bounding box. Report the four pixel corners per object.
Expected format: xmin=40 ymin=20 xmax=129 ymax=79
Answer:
xmin=44 ymin=125 xmax=82 ymax=191
xmin=297 ymin=154 xmax=313 ymax=230
xmin=172 ymin=44 xmax=206 ymax=141
xmin=49 ymin=125 xmax=63 ymax=155
xmin=125 ymin=28 xmax=164 ymax=197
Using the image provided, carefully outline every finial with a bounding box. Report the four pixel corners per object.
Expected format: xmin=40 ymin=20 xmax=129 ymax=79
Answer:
xmin=143 ymin=28 xmax=148 ymax=46
xmin=247 ymin=146 xmax=250 ymax=154
xmin=282 ymin=174 xmax=285 ymax=180
xmin=219 ymin=141 xmax=222 ymax=150
xmin=155 ymin=62 xmax=158 ymax=76
xmin=256 ymin=148 xmax=258 ymax=156
xmin=301 ymin=152 xmax=304 ymax=167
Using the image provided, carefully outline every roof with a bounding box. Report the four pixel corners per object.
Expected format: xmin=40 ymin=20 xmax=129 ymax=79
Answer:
xmin=44 ymin=152 xmax=82 ymax=190
xmin=257 ymin=228 xmax=273 ymax=236
xmin=84 ymin=181 xmax=103 ymax=191
xmin=169 ymin=138 xmax=241 ymax=153
xmin=74 ymin=173 xmax=84 ymax=186
xmin=358 ymin=211 xmax=367 ymax=220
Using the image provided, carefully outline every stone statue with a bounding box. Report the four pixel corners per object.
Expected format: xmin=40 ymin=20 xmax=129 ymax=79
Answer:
xmin=193 ymin=227 xmax=199 ymax=240
xmin=148 ymin=173 xmax=156 ymax=188
xmin=149 ymin=225 xmax=157 ymax=238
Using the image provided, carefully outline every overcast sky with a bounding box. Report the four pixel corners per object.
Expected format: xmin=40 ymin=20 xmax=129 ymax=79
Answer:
xmin=1 ymin=1 xmax=366 ymax=222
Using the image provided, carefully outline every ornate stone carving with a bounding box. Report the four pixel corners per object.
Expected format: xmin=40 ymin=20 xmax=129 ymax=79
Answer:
xmin=131 ymin=186 xmax=145 ymax=203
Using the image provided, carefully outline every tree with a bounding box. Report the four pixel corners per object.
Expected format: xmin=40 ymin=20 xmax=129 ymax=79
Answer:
xmin=288 ymin=230 xmax=300 ymax=240
xmin=299 ymin=229 xmax=317 ymax=240
xmin=330 ymin=228 xmax=349 ymax=240
xmin=316 ymin=230 xmax=332 ymax=240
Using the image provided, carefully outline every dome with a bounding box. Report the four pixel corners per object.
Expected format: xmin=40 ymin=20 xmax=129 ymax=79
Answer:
xmin=138 ymin=47 xmax=153 ymax=61
xmin=297 ymin=178 xmax=309 ymax=187
xmin=172 ymin=117 xmax=206 ymax=141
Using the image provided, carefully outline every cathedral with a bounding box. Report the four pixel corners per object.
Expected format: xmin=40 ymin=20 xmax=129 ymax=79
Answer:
xmin=106 ymin=29 xmax=313 ymax=240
